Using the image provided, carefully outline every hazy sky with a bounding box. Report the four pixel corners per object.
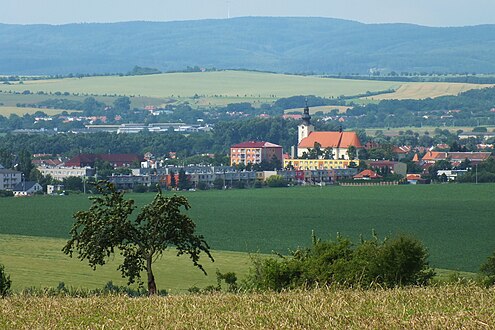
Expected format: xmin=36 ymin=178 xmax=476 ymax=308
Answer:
xmin=2 ymin=0 xmax=495 ymax=26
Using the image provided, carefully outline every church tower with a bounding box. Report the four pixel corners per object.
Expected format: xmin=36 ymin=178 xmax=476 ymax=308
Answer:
xmin=298 ymin=103 xmax=314 ymax=144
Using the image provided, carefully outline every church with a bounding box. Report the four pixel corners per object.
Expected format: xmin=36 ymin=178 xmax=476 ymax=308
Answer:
xmin=284 ymin=104 xmax=363 ymax=170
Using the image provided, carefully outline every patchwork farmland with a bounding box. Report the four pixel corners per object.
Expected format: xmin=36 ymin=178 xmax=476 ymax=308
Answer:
xmin=1 ymin=71 xmax=490 ymax=110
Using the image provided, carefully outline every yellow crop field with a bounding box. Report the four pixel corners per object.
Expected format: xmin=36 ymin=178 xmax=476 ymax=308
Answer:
xmin=368 ymin=82 xmax=493 ymax=100
xmin=0 ymin=106 xmax=77 ymax=116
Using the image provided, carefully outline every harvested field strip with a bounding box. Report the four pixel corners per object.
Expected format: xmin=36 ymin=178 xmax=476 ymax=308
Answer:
xmin=1 ymin=285 xmax=494 ymax=329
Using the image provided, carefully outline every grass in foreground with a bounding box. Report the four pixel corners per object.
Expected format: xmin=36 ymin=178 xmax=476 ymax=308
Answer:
xmin=1 ymin=285 xmax=494 ymax=329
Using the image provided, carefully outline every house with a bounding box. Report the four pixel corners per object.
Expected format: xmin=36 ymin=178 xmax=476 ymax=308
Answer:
xmin=13 ymin=181 xmax=43 ymax=196
xmin=422 ymin=151 xmax=448 ymax=164
xmin=448 ymin=152 xmax=491 ymax=166
xmin=421 ymin=151 xmax=491 ymax=166
xmin=393 ymin=146 xmax=411 ymax=160
xmin=230 ymin=141 xmax=283 ymax=166
xmin=353 ymin=169 xmax=382 ymax=180
xmin=367 ymin=160 xmax=407 ymax=176
xmin=38 ymin=166 xmax=95 ymax=180
xmin=0 ymin=169 xmax=22 ymax=191
xmin=406 ymin=174 xmax=428 ymax=184
xmin=437 ymin=169 xmax=468 ymax=181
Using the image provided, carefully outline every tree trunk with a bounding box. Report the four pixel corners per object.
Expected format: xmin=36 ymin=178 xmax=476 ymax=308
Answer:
xmin=147 ymin=256 xmax=157 ymax=296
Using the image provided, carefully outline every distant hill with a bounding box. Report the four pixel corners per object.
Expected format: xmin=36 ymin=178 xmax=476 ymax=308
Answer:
xmin=1 ymin=17 xmax=495 ymax=75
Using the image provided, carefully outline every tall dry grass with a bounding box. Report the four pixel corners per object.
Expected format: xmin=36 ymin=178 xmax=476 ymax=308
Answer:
xmin=1 ymin=284 xmax=495 ymax=329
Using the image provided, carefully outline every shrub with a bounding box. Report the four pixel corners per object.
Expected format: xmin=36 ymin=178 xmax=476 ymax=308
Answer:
xmin=0 ymin=190 xmax=14 ymax=198
xmin=196 ymin=182 xmax=209 ymax=190
xmin=266 ymin=175 xmax=288 ymax=187
xmin=480 ymin=252 xmax=495 ymax=286
xmin=132 ymin=184 xmax=148 ymax=193
xmin=0 ymin=264 xmax=11 ymax=297
xmin=243 ymin=233 xmax=434 ymax=291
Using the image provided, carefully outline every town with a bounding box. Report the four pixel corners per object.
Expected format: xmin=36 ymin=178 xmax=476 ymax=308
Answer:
xmin=1 ymin=104 xmax=493 ymax=197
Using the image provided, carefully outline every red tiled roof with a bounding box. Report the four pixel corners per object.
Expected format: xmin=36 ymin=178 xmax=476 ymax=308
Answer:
xmin=422 ymin=151 xmax=448 ymax=161
xmin=448 ymin=152 xmax=491 ymax=161
xmin=299 ymin=131 xmax=362 ymax=149
xmin=231 ymin=141 xmax=282 ymax=148
xmin=353 ymin=169 xmax=382 ymax=179
xmin=406 ymin=174 xmax=423 ymax=181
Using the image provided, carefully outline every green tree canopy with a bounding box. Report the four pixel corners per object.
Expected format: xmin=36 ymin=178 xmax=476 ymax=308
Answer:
xmin=63 ymin=182 xmax=213 ymax=295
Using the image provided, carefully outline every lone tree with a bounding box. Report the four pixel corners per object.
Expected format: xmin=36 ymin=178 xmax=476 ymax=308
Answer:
xmin=63 ymin=182 xmax=213 ymax=295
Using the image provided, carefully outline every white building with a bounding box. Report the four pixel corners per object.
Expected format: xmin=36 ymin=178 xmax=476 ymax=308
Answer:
xmin=0 ymin=169 xmax=22 ymax=190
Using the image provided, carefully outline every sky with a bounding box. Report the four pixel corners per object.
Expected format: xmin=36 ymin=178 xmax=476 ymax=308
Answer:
xmin=2 ymin=0 xmax=495 ymax=27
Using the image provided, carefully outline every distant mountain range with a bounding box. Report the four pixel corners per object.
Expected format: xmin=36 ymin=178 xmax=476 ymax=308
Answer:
xmin=1 ymin=17 xmax=495 ymax=75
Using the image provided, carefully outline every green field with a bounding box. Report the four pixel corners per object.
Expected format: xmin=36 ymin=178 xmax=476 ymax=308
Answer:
xmin=3 ymin=72 xmax=403 ymax=100
xmin=0 ymin=185 xmax=494 ymax=274
xmin=0 ymin=92 xmax=170 ymax=115
xmin=0 ymin=234 xmax=251 ymax=292
xmin=0 ymin=106 xmax=76 ymax=116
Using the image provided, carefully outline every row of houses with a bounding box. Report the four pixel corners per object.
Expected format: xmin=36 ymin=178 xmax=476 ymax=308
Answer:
xmin=107 ymin=166 xmax=360 ymax=190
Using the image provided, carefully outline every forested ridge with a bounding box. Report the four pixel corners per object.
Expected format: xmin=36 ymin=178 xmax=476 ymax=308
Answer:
xmin=1 ymin=17 xmax=495 ymax=74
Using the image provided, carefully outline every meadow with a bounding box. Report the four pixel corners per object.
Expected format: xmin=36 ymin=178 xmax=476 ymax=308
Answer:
xmin=0 ymin=92 xmax=168 ymax=114
xmin=1 ymin=285 xmax=495 ymax=329
xmin=0 ymin=106 xmax=73 ymax=116
xmin=0 ymin=184 xmax=494 ymax=274
xmin=2 ymin=72 xmax=488 ymax=107
xmin=0 ymin=234 xmax=250 ymax=292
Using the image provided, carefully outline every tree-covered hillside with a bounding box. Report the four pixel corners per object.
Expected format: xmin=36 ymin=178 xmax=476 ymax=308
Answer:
xmin=1 ymin=17 xmax=495 ymax=75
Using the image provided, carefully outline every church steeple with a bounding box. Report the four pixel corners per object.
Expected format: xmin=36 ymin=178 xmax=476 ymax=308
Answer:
xmin=298 ymin=99 xmax=314 ymax=144
xmin=302 ymin=100 xmax=311 ymax=126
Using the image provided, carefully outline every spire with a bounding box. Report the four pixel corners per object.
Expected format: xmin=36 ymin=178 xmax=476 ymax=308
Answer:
xmin=302 ymin=98 xmax=311 ymax=126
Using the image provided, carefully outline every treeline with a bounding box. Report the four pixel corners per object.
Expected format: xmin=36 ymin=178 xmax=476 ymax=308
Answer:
xmin=344 ymin=87 xmax=495 ymax=128
xmin=325 ymin=74 xmax=495 ymax=84
xmin=0 ymin=120 xmax=490 ymax=162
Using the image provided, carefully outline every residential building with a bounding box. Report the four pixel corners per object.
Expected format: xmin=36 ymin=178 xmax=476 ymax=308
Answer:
xmin=38 ymin=166 xmax=95 ymax=180
xmin=421 ymin=151 xmax=491 ymax=166
xmin=0 ymin=169 xmax=22 ymax=191
xmin=367 ymin=160 xmax=407 ymax=176
xmin=353 ymin=169 xmax=382 ymax=180
xmin=13 ymin=181 xmax=43 ymax=196
xmin=230 ymin=141 xmax=283 ymax=166
xmin=437 ymin=169 xmax=468 ymax=181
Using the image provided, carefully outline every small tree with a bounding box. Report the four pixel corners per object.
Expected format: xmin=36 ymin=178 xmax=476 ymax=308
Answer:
xmin=63 ymin=182 xmax=213 ymax=295
xmin=0 ymin=264 xmax=11 ymax=297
